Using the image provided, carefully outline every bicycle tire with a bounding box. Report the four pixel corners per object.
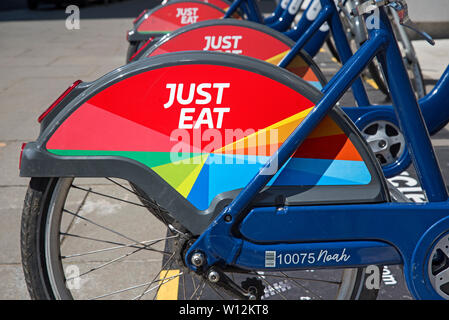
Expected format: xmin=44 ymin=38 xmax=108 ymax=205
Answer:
xmin=126 ymin=42 xmax=140 ymax=64
xmin=367 ymin=60 xmax=390 ymax=96
xmin=21 ymin=177 xmax=382 ymax=300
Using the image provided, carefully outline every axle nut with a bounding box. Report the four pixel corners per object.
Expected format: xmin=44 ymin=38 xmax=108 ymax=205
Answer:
xmin=207 ymin=270 xmax=220 ymax=283
xmin=191 ymin=252 xmax=205 ymax=267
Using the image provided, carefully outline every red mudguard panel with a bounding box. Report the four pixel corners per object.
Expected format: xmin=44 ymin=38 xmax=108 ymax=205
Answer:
xmin=46 ymin=61 xmax=371 ymax=210
xmin=137 ymin=2 xmax=225 ymax=34
xmin=147 ymin=23 xmax=322 ymax=88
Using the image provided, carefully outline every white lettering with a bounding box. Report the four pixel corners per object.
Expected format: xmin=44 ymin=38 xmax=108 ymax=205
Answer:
xmin=164 ymin=83 xmax=177 ymax=108
xmin=179 ymin=108 xmax=195 ymax=129
xmin=213 ymin=107 xmax=230 ymax=129
xmin=195 ymin=83 xmax=212 ymax=105
xmin=194 ymin=108 xmax=214 ymax=129
xmin=176 ymin=8 xmax=199 ymax=24
xmin=203 ymin=36 xmax=243 ymax=54
xmin=213 ymin=83 xmax=230 ymax=104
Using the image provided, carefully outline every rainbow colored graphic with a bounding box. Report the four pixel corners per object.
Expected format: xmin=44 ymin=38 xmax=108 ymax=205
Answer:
xmin=46 ymin=64 xmax=371 ymax=210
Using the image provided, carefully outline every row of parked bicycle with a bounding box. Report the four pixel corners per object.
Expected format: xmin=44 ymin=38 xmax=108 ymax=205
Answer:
xmin=19 ymin=0 xmax=449 ymax=300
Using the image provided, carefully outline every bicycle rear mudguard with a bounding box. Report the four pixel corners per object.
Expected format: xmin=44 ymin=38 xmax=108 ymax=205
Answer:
xmin=20 ymin=52 xmax=388 ymax=236
xmin=127 ymin=0 xmax=225 ymax=43
xmin=168 ymin=0 xmax=232 ymax=11
xmin=133 ymin=19 xmax=326 ymax=90
xmin=132 ymin=0 xmax=232 ymax=24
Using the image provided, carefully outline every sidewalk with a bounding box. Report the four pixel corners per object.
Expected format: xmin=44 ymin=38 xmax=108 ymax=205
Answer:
xmin=0 ymin=2 xmax=152 ymax=299
xmin=0 ymin=2 xmax=448 ymax=299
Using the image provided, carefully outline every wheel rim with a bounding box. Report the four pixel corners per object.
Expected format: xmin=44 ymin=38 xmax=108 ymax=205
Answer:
xmin=43 ymin=177 xmax=369 ymax=300
xmin=428 ymin=233 xmax=449 ymax=299
xmin=361 ymin=120 xmax=405 ymax=167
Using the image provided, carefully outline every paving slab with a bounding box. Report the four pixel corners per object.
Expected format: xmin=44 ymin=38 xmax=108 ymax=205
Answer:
xmin=0 ymin=187 xmax=28 ymax=263
xmin=0 ymin=265 xmax=30 ymax=300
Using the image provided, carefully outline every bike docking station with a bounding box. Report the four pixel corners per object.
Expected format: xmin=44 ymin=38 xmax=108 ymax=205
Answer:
xmin=16 ymin=0 xmax=449 ymax=305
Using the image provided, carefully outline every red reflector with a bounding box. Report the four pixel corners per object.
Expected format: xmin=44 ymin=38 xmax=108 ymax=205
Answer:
xmin=133 ymin=9 xmax=147 ymax=24
xmin=19 ymin=142 xmax=27 ymax=170
xmin=38 ymin=80 xmax=82 ymax=123
xmin=129 ymin=37 xmax=155 ymax=62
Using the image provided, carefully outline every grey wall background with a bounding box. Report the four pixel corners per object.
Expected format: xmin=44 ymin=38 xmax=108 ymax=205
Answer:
xmin=407 ymin=0 xmax=449 ymax=39
xmin=408 ymin=0 xmax=449 ymax=22
xmin=0 ymin=0 xmax=27 ymax=11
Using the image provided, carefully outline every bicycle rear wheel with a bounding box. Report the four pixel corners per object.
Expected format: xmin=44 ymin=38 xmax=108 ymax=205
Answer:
xmin=21 ymin=177 xmax=380 ymax=300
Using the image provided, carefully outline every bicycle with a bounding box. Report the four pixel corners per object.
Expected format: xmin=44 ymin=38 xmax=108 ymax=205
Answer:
xmin=19 ymin=0 xmax=449 ymax=300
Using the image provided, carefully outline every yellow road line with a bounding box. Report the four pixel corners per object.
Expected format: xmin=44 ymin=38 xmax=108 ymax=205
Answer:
xmin=155 ymin=269 xmax=180 ymax=300
xmin=364 ymin=77 xmax=379 ymax=90
xmin=331 ymin=57 xmax=340 ymax=65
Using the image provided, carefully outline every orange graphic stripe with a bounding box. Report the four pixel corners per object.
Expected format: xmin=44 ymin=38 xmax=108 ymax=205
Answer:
xmin=212 ymin=107 xmax=359 ymax=161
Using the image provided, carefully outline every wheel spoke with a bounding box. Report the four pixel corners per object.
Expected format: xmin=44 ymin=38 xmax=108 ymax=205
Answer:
xmin=181 ymin=273 xmax=187 ymax=300
xmin=435 ymin=268 xmax=449 ymax=290
xmin=94 ymin=272 xmax=182 ymax=300
xmin=89 ymin=272 xmax=182 ymax=300
xmin=133 ymin=252 xmax=177 ymax=300
xmin=390 ymin=135 xmax=403 ymax=145
xmin=71 ymin=184 xmax=145 ymax=207
xmin=105 ymin=178 xmax=139 ymax=196
xmin=153 ymin=267 xmax=174 ymax=300
xmin=63 ymin=208 xmax=146 ymax=245
xmin=195 ymin=281 xmax=207 ymax=300
xmin=189 ymin=278 xmax=205 ymax=300
xmin=279 ymin=271 xmax=324 ymax=300
xmin=65 ymin=241 xmax=159 ymax=282
xmin=60 ymin=186 xmax=91 ymax=246
xmin=381 ymin=149 xmax=395 ymax=163
xmin=257 ymin=272 xmax=342 ymax=285
xmin=61 ymin=235 xmax=177 ymax=259
xmin=106 ymin=178 xmax=172 ymax=223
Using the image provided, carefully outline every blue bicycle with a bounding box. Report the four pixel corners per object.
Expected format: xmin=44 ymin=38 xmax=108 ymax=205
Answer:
xmin=19 ymin=0 xmax=449 ymax=300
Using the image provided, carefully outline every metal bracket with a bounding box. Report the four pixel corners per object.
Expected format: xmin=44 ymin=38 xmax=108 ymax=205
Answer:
xmin=351 ymin=0 xmax=435 ymax=45
xmin=388 ymin=0 xmax=435 ymax=45
xmin=351 ymin=0 xmax=389 ymax=17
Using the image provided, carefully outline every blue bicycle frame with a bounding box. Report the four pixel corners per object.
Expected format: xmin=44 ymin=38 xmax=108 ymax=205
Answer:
xmin=280 ymin=0 xmax=371 ymax=106
xmin=226 ymin=0 xmax=371 ymax=107
xmin=224 ymin=0 xmax=304 ymax=31
xmin=236 ymin=0 xmax=332 ymax=56
xmin=184 ymin=2 xmax=449 ymax=300
xmin=263 ymin=0 xmax=291 ymax=24
xmin=284 ymin=0 xmax=332 ymax=57
xmin=276 ymin=0 xmax=449 ymax=178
